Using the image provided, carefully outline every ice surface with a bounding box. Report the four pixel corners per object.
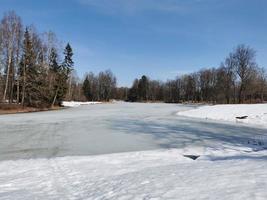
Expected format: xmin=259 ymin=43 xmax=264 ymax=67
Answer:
xmin=0 ymin=102 xmax=267 ymax=161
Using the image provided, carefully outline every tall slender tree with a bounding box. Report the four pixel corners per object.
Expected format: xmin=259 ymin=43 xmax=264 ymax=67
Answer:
xmin=20 ymin=27 xmax=34 ymax=106
xmin=82 ymin=75 xmax=92 ymax=101
xmin=49 ymin=47 xmax=60 ymax=107
xmin=50 ymin=47 xmax=68 ymax=107
xmin=62 ymin=43 xmax=74 ymax=99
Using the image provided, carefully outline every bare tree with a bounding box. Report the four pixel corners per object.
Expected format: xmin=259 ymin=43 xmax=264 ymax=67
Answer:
xmin=14 ymin=22 xmax=23 ymax=103
xmin=216 ymin=55 xmax=236 ymax=103
xmin=82 ymin=70 xmax=117 ymax=102
xmin=199 ymin=68 xmax=217 ymax=103
xmin=255 ymin=67 xmax=266 ymax=102
xmin=98 ymin=70 xmax=117 ymax=101
xmin=0 ymin=27 xmax=3 ymax=99
xmin=0 ymin=11 xmax=23 ymax=103
xmin=232 ymin=45 xmax=257 ymax=103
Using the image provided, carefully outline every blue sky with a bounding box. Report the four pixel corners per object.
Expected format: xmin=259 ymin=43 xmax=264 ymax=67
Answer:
xmin=1 ymin=0 xmax=267 ymax=86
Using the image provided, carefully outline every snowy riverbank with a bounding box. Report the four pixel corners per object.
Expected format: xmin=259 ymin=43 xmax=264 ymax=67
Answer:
xmin=61 ymin=101 xmax=102 ymax=107
xmin=177 ymin=104 xmax=267 ymax=127
xmin=1 ymin=148 xmax=267 ymax=199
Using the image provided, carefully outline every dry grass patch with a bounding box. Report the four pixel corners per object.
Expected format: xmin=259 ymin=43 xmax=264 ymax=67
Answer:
xmin=0 ymin=103 xmax=63 ymax=115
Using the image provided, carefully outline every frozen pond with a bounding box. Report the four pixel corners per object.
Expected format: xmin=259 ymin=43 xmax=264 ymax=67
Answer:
xmin=0 ymin=102 xmax=267 ymax=161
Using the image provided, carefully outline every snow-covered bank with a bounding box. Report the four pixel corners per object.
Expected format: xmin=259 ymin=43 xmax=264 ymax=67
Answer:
xmin=61 ymin=101 xmax=101 ymax=107
xmin=0 ymin=148 xmax=267 ymax=200
xmin=178 ymin=104 xmax=267 ymax=127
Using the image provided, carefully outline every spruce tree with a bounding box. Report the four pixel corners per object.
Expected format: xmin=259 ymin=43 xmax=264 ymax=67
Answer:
xmin=127 ymin=79 xmax=139 ymax=102
xmin=82 ymin=76 xmax=92 ymax=101
xmin=138 ymin=75 xmax=149 ymax=101
xmin=49 ymin=48 xmax=68 ymax=107
xmin=62 ymin=43 xmax=74 ymax=99
xmin=20 ymin=27 xmax=36 ymax=106
xmin=62 ymin=43 xmax=74 ymax=75
xmin=49 ymin=48 xmax=60 ymax=73
xmin=49 ymin=48 xmax=60 ymax=106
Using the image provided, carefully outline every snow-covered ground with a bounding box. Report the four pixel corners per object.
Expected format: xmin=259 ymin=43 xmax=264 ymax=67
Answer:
xmin=1 ymin=102 xmax=267 ymax=199
xmin=0 ymin=148 xmax=267 ymax=199
xmin=178 ymin=104 xmax=267 ymax=128
xmin=62 ymin=101 xmax=102 ymax=107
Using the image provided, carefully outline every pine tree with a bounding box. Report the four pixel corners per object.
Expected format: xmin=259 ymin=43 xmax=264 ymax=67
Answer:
xmin=127 ymin=79 xmax=139 ymax=102
xmin=62 ymin=43 xmax=74 ymax=99
xmin=20 ymin=27 xmax=49 ymax=107
xmin=20 ymin=27 xmax=35 ymax=106
xmin=62 ymin=43 xmax=74 ymax=75
xmin=49 ymin=48 xmax=59 ymax=106
xmin=49 ymin=48 xmax=68 ymax=107
xmin=49 ymin=48 xmax=60 ymax=73
xmin=138 ymin=75 xmax=149 ymax=101
xmin=82 ymin=76 xmax=92 ymax=101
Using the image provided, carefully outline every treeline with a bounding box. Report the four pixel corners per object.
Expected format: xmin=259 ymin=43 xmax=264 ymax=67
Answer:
xmin=0 ymin=11 xmax=77 ymax=107
xmin=82 ymin=44 xmax=267 ymax=104
xmin=82 ymin=70 xmax=117 ymax=101
xmin=126 ymin=45 xmax=267 ymax=104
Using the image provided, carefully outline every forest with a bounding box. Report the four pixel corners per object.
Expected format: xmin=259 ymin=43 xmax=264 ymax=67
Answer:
xmin=0 ymin=11 xmax=76 ymax=108
xmin=1 ymin=11 xmax=267 ymax=110
xmin=124 ymin=45 xmax=267 ymax=104
xmin=84 ymin=45 xmax=267 ymax=104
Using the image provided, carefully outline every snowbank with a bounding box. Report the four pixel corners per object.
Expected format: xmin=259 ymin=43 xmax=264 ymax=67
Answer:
xmin=177 ymin=104 xmax=267 ymax=127
xmin=61 ymin=101 xmax=101 ymax=107
xmin=0 ymin=148 xmax=266 ymax=199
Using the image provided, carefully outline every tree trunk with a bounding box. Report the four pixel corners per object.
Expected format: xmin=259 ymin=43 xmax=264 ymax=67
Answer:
xmin=21 ymin=63 xmax=26 ymax=107
xmin=68 ymin=75 xmax=72 ymax=100
xmin=260 ymin=85 xmax=264 ymax=102
xmin=16 ymin=79 xmax=20 ymax=103
xmin=10 ymin=72 xmax=14 ymax=103
xmin=49 ymin=76 xmax=52 ymax=90
xmin=51 ymin=87 xmax=59 ymax=107
xmin=3 ymin=51 xmax=12 ymax=103
xmin=238 ymin=83 xmax=244 ymax=104
xmin=226 ymin=96 xmax=230 ymax=104
xmin=9 ymin=62 xmax=15 ymax=103
xmin=15 ymin=44 xmax=21 ymax=104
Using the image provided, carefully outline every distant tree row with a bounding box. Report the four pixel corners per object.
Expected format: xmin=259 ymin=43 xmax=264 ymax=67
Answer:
xmin=127 ymin=45 xmax=267 ymax=104
xmin=82 ymin=70 xmax=117 ymax=101
xmin=0 ymin=11 xmax=76 ymax=107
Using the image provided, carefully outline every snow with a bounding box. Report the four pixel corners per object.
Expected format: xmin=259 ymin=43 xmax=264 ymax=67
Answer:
xmin=61 ymin=101 xmax=102 ymax=107
xmin=0 ymin=148 xmax=267 ymax=200
xmin=1 ymin=102 xmax=267 ymax=199
xmin=177 ymin=104 xmax=267 ymax=127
